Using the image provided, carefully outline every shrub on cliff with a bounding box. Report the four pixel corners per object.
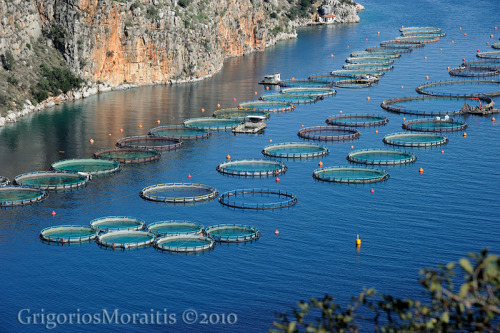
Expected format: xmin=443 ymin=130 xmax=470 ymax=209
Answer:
xmin=271 ymin=249 xmax=500 ymax=332
xmin=31 ymin=65 xmax=83 ymax=104
xmin=1 ymin=51 xmax=15 ymax=71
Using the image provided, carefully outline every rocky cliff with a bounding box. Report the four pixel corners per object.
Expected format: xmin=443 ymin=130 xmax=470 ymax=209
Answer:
xmin=0 ymin=0 xmax=360 ymax=119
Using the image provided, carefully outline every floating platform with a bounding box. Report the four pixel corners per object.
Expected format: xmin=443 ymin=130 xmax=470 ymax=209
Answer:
xmin=116 ymin=135 xmax=182 ymax=151
xmin=183 ymin=117 xmax=242 ymax=131
xmin=383 ymin=132 xmax=449 ymax=147
xmin=402 ymin=118 xmax=467 ymax=132
xmin=415 ymin=80 xmax=500 ymax=97
xmin=149 ymin=125 xmax=211 ymax=140
xmin=213 ymin=108 xmax=270 ymax=119
xmin=51 ymin=159 xmax=121 ymax=176
xmin=313 ymin=166 xmax=389 ymax=184
xmin=298 ymin=126 xmax=360 ymax=141
xmin=94 ymin=147 xmax=161 ymax=164
xmin=326 ymin=114 xmax=388 ymax=127
xmin=97 ymin=230 xmax=154 ymax=249
xmin=40 ymin=225 xmax=98 ymax=243
xmin=262 ymin=142 xmax=329 ymax=158
xmin=216 ymin=159 xmax=287 ymax=177
xmin=205 ymin=224 xmax=261 ymax=243
xmin=347 ymin=149 xmax=417 ymax=165
xmin=147 ymin=220 xmax=204 ymax=236
xmin=0 ymin=186 xmax=47 ymax=207
xmin=140 ymin=183 xmax=219 ymax=203
xmin=155 ymin=234 xmax=215 ymax=252
xmin=219 ymin=188 xmax=297 ymax=210
xmin=13 ymin=171 xmax=90 ymax=191
xmin=90 ymin=216 xmax=146 ymax=232
xmin=238 ymin=101 xmax=295 ymax=112
xmin=260 ymin=93 xmax=319 ymax=104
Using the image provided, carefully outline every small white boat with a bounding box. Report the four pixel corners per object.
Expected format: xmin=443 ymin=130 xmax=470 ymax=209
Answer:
xmin=259 ymin=73 xmax=281 ymax=85
xmin=232 ymin=116 xmax=267 ymax=134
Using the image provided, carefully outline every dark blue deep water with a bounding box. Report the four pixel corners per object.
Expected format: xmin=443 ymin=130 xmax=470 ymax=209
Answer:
xmin=1 ymin=0 xmax=499 ymax=331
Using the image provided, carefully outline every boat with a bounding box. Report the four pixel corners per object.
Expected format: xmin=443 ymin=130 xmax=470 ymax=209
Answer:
xmin=356 ymin=74 xmax=380 ymax=84
xmin=258 ymin=73 xmax=281 ymax=85
xmin=232 ymin=116 xmax=267 ymax=134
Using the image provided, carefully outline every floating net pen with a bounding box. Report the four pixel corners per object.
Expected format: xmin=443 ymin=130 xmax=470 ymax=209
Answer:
xmin=262 ymin=142 xmax=329 ymax=158
xmin=218 ymin=188 xmax=297 ymax=210
xmin=154 ymin=234 xmax=215 ymax=252
xmin=313 ymin=166 xmax=389 ymax=184
xmin=97 ymin=230 xmax=154 ymax=249
xmin=205 ymin=224 xmax=261 ymax=243
xmin=40 ymin=225 xmax=98 ymax=243
xmin=0 ymin=186 xmax=47 ymax=207
xmin=51 ymin=159 xmax=120 ymax=176
xmin=149 ymin=125 xmax=211 ymax=140
xmin=347 ymin=149 xmax=417 ymax=165
xmin=140 ymin=183 xmax=219 ymax=203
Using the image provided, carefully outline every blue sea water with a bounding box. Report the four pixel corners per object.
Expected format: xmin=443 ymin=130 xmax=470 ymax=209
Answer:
xmin=1 ymin=0 xmax=499 ymax=331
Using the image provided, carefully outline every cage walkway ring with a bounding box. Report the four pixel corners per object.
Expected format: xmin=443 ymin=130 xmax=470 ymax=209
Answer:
xmin=415 ymin=80 xmax=500 ymax=97
xmin=262 ymin=142 xmax=329 ymax=158
xmin=298 ymin=126 xmax=360 ymax=141
xmin=116 ymin=135 xmax=182 ymax=150
xmin=89 ymin=216 xmax=146 ymax=232
xmin=0 ymin=186 xmax=47 ymax=207
xmin=238 ymin=101 xmax=295 ymax=112
xmin=383 ymin=132 xmax=449 ymax=147
xmin=97 ymin=230 xmax=154 ymax=249
xmin=347 ymin=149 xmax=417 ymax=165
xmin=216 ymin=159 xmax=287 ymax=177
xmin=13 ymin=171 xmax=90 ymax=191
xmin=402 ymin=118 xmax=467 ymax=132
xmin=140 ymin=183 xmax=219 ymax=203
xmin=154 ymin=234 xmax=215 ymax=252
xmin=219 ymin=188 xmax=297 ymax=210
xmin=205 ymin=224 xmax=261 ymax=243
xmin=313 ymin=166 xmax=389 ymax=184
xmin=40 ymin=225 xmax=98 ymax=243
xmin=326 ymin=114 xmax=388 ymax=127
xmin=148 ymin=125 xmax=211 ymax=140
xmin=147 ymin=220 xmax=204 ymax=236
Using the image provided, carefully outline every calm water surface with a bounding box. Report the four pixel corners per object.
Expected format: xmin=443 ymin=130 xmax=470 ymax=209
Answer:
xmin=1 ymin=0 xmax=499 ymax=331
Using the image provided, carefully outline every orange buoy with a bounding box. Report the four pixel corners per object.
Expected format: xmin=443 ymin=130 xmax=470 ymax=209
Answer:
xmin=339 ymin=110 xmax=343 ymax=114
xmin=269 ymin=139 xmax=272 ymax=142
xmin=275 ymin=177 xmax=280 ymax=183
xmin=301 ymin=124 xmax=304 ymax=127
xmin=441 ymin=150 xmax=444 ymax=154
xmin=138 ymin=124 xmax=142 ymax=129
xmin=201 ymin=108 xmax=205 ymax=112
xmin=447 ymin=66 xmax=450 ymax=70
xmin=403 ymin=117 xmax=406 ymax=121
xmin=226 ymin=154 xmax=231 ymax=161
xmin=440 ymin=48 xmax=443 ymax=51
xmin=452 ymin=40 xmax=454 ymax=43
xmin=419 ymin=167 xmax=424 ymax=174
xmin=426 ymin=75 xmax=429 ymax=80
xmin=401 ymin=85 xmax=404 ymax=89
xmin=350 ymin=145 xmax=354 ymax=149
xmin=356 ymin=234 xmax=361 ymax=246
xmin=217 ymin=104 xmax=220 ymax=108
xmin=375 ymin=130 xmax=378 ymax=134
xmin=347 ymin=45 xmax=349 ymax=48
xmin=187 ymin=174 xmax=191 ymax=179
xmin=492 ymin=117 xmax=495 ymax=122
xmin=366 ymin=97 xmax=370 ymax=101
xmin=265 ymin=86 xmax=269 ymax=90
xmin=464 ymin=33 xmax=467 ymax=36
xmin=120 ymin=128 xmax=124 ymax=133
xmin=89 ymin=139 xmax=94 ymax=144
xmin=275 ymin=229 xmax=279 ymax=235
xmin=254 ymin=91 xmax=258 ymax=95
xmin=108 ymin=133 xmax=111 ymax=136
xmin=496 ymin=27 xmax=498 ymax=30
xmin=463 ymin=132 xmax=467 ymax=137
xmin=291 ymin=77 xmax=295 ymax=81
xmin=377 ymin=31 xmax=380 ymax=34
xmin=462 ymin=58 xmax=465 ymax=61
xmin=331 ymin=53 xmax=333 ymax=57
xmin=318 ymin=161 xmax=323 ymax=168
xmin=51 ymin=211 xmax=56 ymax=216
xmin=157 ymin=120 xmax=161 ymax=124
xmin=477 ymin=49 xmax=480 ymax=52
xmin=459 ymin=26 xmax=462 ymax=30
xmin=61 ymin=238 xmax=65 ymax=243
xmin=491 ymin=35 xmax=494 ymax=38
xmin=365 ymin=38 xmax=368 ymax=41
xmin=370 ymin=189 xmax=374 ymax=194
xmin=424 ymin=56 xmax=427 ymax=60
xmin=487 ymin=42 xmax=490 ymax=45
xmin=58 ymin=151 xmax=65 ymax=154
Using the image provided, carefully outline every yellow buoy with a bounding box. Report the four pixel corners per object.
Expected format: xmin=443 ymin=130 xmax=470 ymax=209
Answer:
xmin=459 ymin=26 xmax=462 ymax=30
xmin=157 ymin=120 xmax=161 ymax=124
xmin=89 ymin=139 xmax=94 ymax=144
xmin=331 ymin=53 xmax=333 ymax=57
xmin=463 ymin=132 xmax=467 ymax=137
xmin=447 ymin=66 xmax=450 ymax=70
xmin=356 ymin=234 xmax=361 ymax=246
xmin=403 ymin=117 xmax=406 ymax=121
xmin=120 ymin=128 xmax=124 ymax=133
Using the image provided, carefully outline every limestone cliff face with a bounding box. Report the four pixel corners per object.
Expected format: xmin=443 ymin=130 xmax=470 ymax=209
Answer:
xmin=0 ymin=0 xmax=360 ymax=106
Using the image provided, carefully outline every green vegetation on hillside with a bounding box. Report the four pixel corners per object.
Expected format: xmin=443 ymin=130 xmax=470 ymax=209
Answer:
xmin=271 ymin=249 xmax=500 ymax=332
xmin=31 ymin=65 xmax=83 ymax=104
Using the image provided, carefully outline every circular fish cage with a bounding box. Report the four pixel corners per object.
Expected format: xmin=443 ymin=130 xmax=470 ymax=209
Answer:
xmin=313 ymin=166 xmax=389 ymax=184
xmin=216 ymin=159 xmax=287 ymax=177
xmin=351 ymin=50 xmax=401 ymax=58
xmin=116 ymin=135 xmax=182 ymax=151
xmin=400 ymin=26 xmax=442 ymax=33
xmin=345 ymin=57 xmax=395 ymax=64
xmin=402 ymin=118 xmax=467 ymax=132
xmin=383 ymin=132 xmax=449 ymax=147
xmin=154 ymin=234 xmax=215 ymax=252
xmin=260 ymin=93 xmax=319 ymax=104
xmin=298 ymin=126 xmax=360 ymax=141
xmin=477 ymin=51 xmax=500 ymax=59
xmin=279 ymin=79 xmax=332 ymax=88
xmin=0 ymin=176 xmax=11 ymax=187
xmin=492 ymin=42 xmax=500 ymax=50
xmin=147 ymin=220 xmax=204 ymax=236
xmin=40 ymin=225 xmax=98 ymax=243
xmin=51 ymin=159 xmax=121 ymax=176
xmin=332 ymin=80 xmax=373 ymax=89
xmin=0 ymin=186 xmax=47 ymax=207
xmin=329 ymin=69 xmax=386 ymax=78
xmin=13 ymin=171 xmax=90 ymax=191
xmin=97 ymin=230 xmax=154 ymax=249
xmin=342 ymin=63 xmax=394 ymax=71
xmin=347 ymin=149 xmax=417 ymax=165
xmin=280 ymin=87 xmax=337 ymax=97
xmin=238 ymin=101 xmax=295 ymax=112
xmin=380 ymin=95 xmax=490 ymax=116
xmin=462 ymin=59 xmax=500 ymax=70
xmin=379 ymin=40 xmax=424 ymax=48
xmin=90 ymin=216 xmax=146 ymax=232
xmin=149 ymin=125 xmax=211 ymax=140
xmin=213 ymin=108 xmax=270 ymax=119
xmin=94 ymin=147 xmax=161 ymax=164
xmin=205 ymin=224 xmax=260 ymax=243
xmin=395 ymin=35 xmax=440 ymax=43
xmin=366 ymin=46 xmax=413 ymax=54
xmin=219 ymin=188 xmax=297 ymax=210
xmin=140 ymin=183 xmax=219 ymax=203
xmin=401 ymin=31 xmax=446 ymax=37
xmin=326 ymin=114 xmax=388 ymax=127
xmin=449 ymin=67 xmax=499 ymax=77
xmin=262 ymin=142 xmax=329 ymax=158
xmin=183 ymin=117 xmax=242 ymax=131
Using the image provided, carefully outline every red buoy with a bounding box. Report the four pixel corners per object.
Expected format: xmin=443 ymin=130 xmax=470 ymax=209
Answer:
xmin=275 ymin=177 xmax=280 ymax=183
xmin=318 ymin=161 xmax=323 ymax=168
xmin=275 ymin=229 xmax=279 ymax=235
xmin=233 ymin=98 xmax=236 ymax=102
xmin=51 ymin=211 xmax=56 ymax=216
xmin=370 ymin=189 xmax=374 ymax=194
xmin=187 ymin=174 xmax=191 ymax=179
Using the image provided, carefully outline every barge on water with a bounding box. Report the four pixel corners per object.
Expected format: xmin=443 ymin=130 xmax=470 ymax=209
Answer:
xmin=233 ymin=116 xmax=267 ymax=134
xmin=259 ymin=73 xmax=281 ymax=85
